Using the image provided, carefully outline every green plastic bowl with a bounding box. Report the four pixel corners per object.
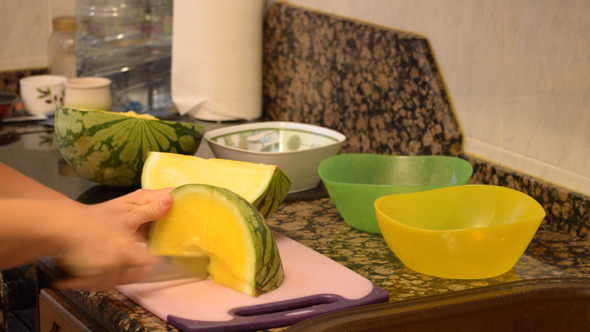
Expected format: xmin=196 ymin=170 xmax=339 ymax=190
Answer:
xmin=318 ymin=154 xmax=473 ymax=233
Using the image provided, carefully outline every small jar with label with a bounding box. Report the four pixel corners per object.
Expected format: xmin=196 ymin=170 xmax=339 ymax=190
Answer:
xmin=48 ymin=16 xmax=77 ymax=78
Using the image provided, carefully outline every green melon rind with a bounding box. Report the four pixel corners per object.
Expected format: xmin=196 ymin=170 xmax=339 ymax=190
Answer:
xmin=154 ymin=184 xmax=285 ymax=296
xmin=54 ymin=106 xmax=204 ymax=186
xmin=252 ymin=167 xmax=291 ymax=220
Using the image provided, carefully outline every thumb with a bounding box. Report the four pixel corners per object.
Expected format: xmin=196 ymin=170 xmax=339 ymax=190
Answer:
xmin=148 ymin=194 xmax=173 ymax=221
xmin=130 ymin=194 xmax=172 ymax=232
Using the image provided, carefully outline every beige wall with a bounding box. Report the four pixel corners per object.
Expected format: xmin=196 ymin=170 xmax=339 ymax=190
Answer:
xmin=0 ymin=0 xmax=76 ymax=70
xmin=2 ymin=0 xmax=590 ymax=196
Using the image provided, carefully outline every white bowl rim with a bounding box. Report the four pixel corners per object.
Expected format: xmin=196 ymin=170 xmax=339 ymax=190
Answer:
xmin=20 ymin=75 xmax=68 ymax=86
xmin=204 ymin=121 xmax=346 ymax=155
xmin=65 ymin=77 xmax=112 ymax=88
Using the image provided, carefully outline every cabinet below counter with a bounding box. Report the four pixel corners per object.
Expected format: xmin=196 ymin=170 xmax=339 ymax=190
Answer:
xmin=39 ymin=288 xmax=105 ymax=332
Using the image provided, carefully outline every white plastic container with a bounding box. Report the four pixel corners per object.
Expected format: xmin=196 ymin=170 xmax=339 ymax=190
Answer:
xmin=75 ymin=0 xmax=173 ymax=113
xmin=64 ymin=77 xmax=112 ymax=111
xmin=48 ymin=16 xmax=77 ymax=78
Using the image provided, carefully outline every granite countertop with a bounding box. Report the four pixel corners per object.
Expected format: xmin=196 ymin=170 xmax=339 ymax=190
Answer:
xmin=3 ymin=122 xmax=590 ymax=331
xmin=32 ymin=144 xmax=590 ymax=331
xmin=37 ymin=180 xmax=590 ymax=331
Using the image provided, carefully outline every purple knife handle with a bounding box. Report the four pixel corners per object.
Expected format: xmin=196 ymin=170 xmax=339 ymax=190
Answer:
xmin=168 ymin=283 xmax=389 ymax=332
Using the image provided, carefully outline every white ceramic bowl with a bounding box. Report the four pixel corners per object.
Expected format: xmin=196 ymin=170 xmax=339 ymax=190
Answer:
xmin=204 ymin=121 xmax=346 ymax=193
xmin=19 ymin=75 xmax=67 ymax=116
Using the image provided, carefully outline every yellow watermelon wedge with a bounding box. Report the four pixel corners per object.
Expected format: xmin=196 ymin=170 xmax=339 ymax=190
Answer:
xmin=141 ymin=151 xmax=291 ymax=219
xmin=148 ymin=184 xmax=284 ymax=296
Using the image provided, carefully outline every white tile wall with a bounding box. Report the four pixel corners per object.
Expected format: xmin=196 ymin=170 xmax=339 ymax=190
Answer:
xmin=3 ymin=0 xmax=590 ymax=196
xmin=284 ymin=0 xmax=590 ymax=196
xmin=501 ymin=0 xmax=590 ymax=193
xmin=0 ymin=0 xmax=76 ymax=70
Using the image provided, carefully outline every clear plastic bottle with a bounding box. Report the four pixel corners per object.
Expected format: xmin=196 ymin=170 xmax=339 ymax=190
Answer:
xmin=48 ymin=16 xmax=77 ymax=78
xmin=75 ymin=0 xmax=173 ymax=113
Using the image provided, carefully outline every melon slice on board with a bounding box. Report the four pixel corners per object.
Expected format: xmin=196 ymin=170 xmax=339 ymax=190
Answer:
xmin=148 ymin=184 xmax=285 ymax=296
xmin=141 ymin=151 xmax=291 ymax=219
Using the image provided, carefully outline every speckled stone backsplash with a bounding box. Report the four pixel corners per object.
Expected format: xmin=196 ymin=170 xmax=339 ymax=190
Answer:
xmin=262 ymin=2 xmax=590 ymax=241
xmin=263 ymin=2 xmax=462 ymax=156
xmin=466 ymin=156 xmax=590 ymax=241
xmin=0 ymin=68 xmax=46 ymax=95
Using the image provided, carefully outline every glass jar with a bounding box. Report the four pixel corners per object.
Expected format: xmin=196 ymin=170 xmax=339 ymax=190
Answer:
xmin=75 ymin=0 xmax=173 ymax=113
xmin=48 ymin=16 xmax=77 ymax=78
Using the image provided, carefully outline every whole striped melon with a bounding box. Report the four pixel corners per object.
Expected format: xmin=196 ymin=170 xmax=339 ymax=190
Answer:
xmin=148 ymin=183 xmax=284 ymax=296
xmin=54 ymin=106 xmax=204 ymax=186
xmin=142 ymin=151 xmax=291 ymax=219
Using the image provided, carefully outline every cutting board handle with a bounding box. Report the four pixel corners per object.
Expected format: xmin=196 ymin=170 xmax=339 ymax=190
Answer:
xmin=168 ymin=284 xmax=389 ymax=332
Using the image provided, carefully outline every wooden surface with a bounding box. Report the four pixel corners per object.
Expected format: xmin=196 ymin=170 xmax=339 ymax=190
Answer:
xmin=39 ymin=288 xmax=101 ymax=332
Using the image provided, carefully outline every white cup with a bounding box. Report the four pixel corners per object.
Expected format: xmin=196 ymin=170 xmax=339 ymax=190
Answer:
xmin=20 ymin=75 xmax=68 ymax=116
xmin=64 ymin=77 xmax=112 ymax=111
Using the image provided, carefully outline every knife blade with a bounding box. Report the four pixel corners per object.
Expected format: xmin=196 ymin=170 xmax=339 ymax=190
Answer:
xmin=145 ymin=253 xmax=210 ymax=283
xmin=51 ymin=241 xmax=210 ymax=285
xmin=51 ymin=253 xmax=210 ymax=284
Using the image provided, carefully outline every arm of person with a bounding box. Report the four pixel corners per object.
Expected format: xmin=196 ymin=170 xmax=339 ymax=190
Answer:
xmin=0 ymin=197 xmax=80 ymax=269
xmin=0 ymin=162 xmax=173 ymax=289
xmin=0 ymin=162 xmax=72 ymax=202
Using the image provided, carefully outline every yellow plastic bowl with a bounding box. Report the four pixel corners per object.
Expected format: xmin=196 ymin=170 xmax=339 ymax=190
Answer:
xmin=374 ymin=185 xmax=546 ymax=279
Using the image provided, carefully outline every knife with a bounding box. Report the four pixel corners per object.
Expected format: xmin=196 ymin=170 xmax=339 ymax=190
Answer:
xmin=51 ymin=252 xmax=210 ymax=284
xmin=146 ymin=254 xmax=210 ymax=283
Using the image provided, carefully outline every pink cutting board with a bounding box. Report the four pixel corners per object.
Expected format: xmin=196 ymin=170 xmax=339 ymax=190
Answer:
xmin=116 ymin=232 xmax=389 ymax=331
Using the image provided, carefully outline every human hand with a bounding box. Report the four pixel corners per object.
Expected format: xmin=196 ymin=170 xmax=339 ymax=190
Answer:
xmin=52 ymin=188 xmax=174 ymax=290
xmin=52 ymin=225 xmax=156 ymax=290
xmin=91 ymin=188 xmax=174 ymax=235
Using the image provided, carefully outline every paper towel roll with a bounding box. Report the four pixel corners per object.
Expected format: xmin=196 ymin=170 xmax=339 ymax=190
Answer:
xmin=172 ymin=0 xmax=265 ymax=121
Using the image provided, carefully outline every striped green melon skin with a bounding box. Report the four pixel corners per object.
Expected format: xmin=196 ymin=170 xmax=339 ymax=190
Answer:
xmin=149 ymin=184 xmax=285 ymax=296
xmin=54 ymin=106 xmax=204 ymax=186
xmin=253 ymin=168 xmax=291 ymax=219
